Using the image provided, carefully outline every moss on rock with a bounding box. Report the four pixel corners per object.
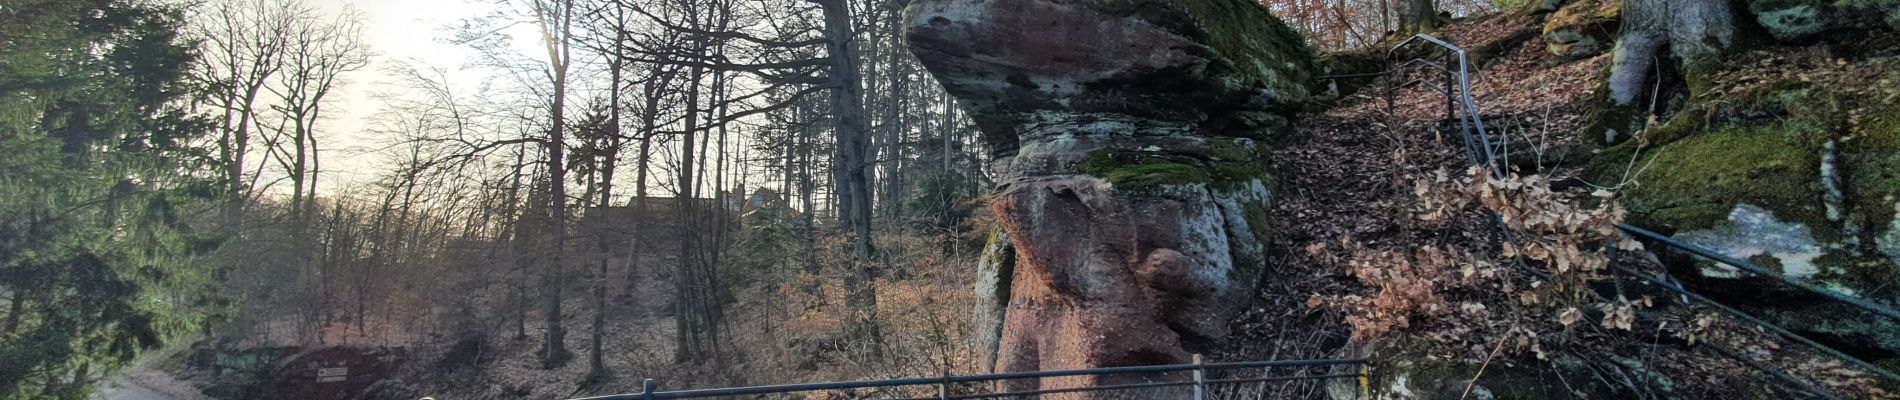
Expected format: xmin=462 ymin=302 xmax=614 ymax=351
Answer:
xmin=1600 ymin=125 xmax=1821 ymax=233
xmin=1075 ymin=137 xmax=1270 ymax=191
xmin=1585 ymin=53 xmax=1900 ymax=354
xmin=1077 ymin=157 xmax=1214 ymax=188
xmin=1586 ymin=76 xmax=1893 ymax=235
xmin=1073 ymin=0 xmax=1317 ymax=102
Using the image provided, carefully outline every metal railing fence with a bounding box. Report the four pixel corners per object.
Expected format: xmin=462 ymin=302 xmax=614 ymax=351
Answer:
xmin=573 ymin=357 xmax=1366 ymax=399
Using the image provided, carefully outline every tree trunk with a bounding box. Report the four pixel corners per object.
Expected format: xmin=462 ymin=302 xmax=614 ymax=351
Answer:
xmin=627 ymin=65 xmax=664 ymax=291
xmin=1608 ymin=0 xmax=1733 ymax=106
xmin=818 ymin=0 xmax=882 ymax=348
xmin=797 ymin=99 xmax=822 ymax=296
xmin=3 ymin=291 xmax=25 ymax=335
xmin=1596 ymin=0 xmax=1733 ymax=142
xmin=534 ymin=0 xmax=575 ymax=369
xmin=1397 ymin=0 xmax=1436 ymax=34
xmin=585 ymin=25 xmax=626 ymax=382
xmin=675 ymin=54 xmax=705 ymax=362
xmin=508 ymin=146 xmax=531 ymax=341
xmin=588 ymin=257 xmax=607 ymax=379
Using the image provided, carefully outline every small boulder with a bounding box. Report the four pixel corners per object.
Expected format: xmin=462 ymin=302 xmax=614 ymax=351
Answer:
xmin=1542 ymin=0 xmax=1620 ymax=59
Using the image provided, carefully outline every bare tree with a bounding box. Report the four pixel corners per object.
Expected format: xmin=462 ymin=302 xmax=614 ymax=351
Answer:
xmin=193 ymin=0 xmax=293 ymax=230
xmin=812 ymin=0 xmax=881 ymax=347
xmin=260 ymin=1 xmax=368 ymax=220
xmin=528 ymin=0 xmax=580 ymax=369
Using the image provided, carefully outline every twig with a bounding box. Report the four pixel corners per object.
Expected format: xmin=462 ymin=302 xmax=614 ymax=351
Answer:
xmin=1459 ymin=334 xmax=1511 ymax=400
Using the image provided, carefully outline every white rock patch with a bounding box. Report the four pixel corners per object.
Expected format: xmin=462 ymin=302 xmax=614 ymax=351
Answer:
xmin=1873 ymin=200 xmax=1900 ymax=266
xmin=1675 ymin=204 xmax=1824 ymax=279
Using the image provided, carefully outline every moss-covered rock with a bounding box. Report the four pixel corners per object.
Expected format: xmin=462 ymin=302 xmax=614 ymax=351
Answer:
xmin=1076 ymin=0 xmax=1318 ymax=100
xmin=970 ymin=225 xmax=1014 ymax=373
xmin=1589 ymin=121 xmax=1822 ymax=233
xmin=1075 ymin=137 xmax=1269 ymax=191
xmin=1076 ymin=155 xmax=1215 ymax=189
xmin=904 ymin=0 xmax=1312 ymax=376
xmin=905 ymin=0 xmax=1315 ymax=162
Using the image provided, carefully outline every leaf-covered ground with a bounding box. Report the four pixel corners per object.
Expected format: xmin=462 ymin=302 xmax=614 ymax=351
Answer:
xmin=1224 ymin=11 xmax=1892 ymax=399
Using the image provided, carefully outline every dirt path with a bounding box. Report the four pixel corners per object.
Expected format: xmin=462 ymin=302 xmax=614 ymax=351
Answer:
xmin=93 ymin=368 xmax=209 ymax=400
xmin=94 ymin=378 xmax=172 ymax=400
xmin=1208 ymin=70 xmax=1485 ymax=395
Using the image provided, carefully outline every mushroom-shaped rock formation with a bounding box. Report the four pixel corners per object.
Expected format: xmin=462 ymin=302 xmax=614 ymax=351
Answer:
xmin=901 ymin=0 xmax=1317 ymax=388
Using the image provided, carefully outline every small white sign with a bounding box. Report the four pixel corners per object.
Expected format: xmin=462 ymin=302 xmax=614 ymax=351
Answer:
xmin=317 ymin=367 xmax=348 ymax=377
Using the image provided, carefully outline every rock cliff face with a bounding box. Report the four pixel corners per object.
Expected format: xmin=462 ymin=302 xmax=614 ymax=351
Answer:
xmin=901 ymin=0 xmax=1315 ymax=382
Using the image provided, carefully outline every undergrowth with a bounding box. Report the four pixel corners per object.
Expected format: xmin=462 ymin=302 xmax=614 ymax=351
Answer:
xmin=1311 ymin=166 xmax=1889 ymax=398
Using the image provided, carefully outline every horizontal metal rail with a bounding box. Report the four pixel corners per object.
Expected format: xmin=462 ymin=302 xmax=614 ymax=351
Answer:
xmin=1388 ymin=34 xmax=1502 ymax=178
xmin=947 ymin=380 xmax=1189 ymax=400
xmin=930 ymin=373 xmax=1363 ymax=400
xmin=1612 ymin=261 xmax=1900 ymax=383
xmin=575 ymin=358 xmax=1365 ymax=399
xmin=1617 ymin=224 xmax=1900 ymax=322
xmin=1315 ymin=57 xmax=1453 ymax=81
xmin=1698 ymin=339 xmax=1842 ymax=400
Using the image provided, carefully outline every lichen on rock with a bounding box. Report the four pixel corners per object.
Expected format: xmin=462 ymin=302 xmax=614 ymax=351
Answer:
xmin=1675 ymin=204 xmax=1829 ymax=279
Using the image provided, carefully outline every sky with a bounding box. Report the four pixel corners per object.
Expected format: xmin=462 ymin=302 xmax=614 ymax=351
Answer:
xmin=318 ymin=0 xmax=511 ymax=192
xmin=304 ymin=0 xmax=766 ymax=200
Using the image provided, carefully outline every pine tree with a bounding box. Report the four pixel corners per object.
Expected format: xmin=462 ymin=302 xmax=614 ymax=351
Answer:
xmin=0 ymin=1 xmax=217 ymax=398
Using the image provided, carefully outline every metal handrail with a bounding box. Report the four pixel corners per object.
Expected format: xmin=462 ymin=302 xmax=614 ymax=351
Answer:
xmin=1386 ymin=35 xmax=1502 ymax=178
xmin=575 ymin=358 xmax=1365 ymax=399
xmin=1612 ymin=260 xmax=1900 ymax=384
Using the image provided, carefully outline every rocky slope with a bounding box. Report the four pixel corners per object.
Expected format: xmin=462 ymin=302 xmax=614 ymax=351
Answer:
xmin=1308 ymin=1 xmax=1900 ymax=397
xmin=1570 ymin=0 xmax=1900 ymax=363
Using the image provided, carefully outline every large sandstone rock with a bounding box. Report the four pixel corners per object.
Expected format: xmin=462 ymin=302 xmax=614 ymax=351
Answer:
xmin=902 ymin=0 xmax=1315 ymax=388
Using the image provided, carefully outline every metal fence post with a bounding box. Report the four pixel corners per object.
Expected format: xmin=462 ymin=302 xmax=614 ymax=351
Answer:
xmin=937 ymin=370 xmax=950 ymax=400
xmin=1358 ymin=364 xmax=1371 ymax=400
xmin=641 ymin=378 xmax=656 ymax=400
xmin=1191 ymin=354 xmax=1205 ymax=400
